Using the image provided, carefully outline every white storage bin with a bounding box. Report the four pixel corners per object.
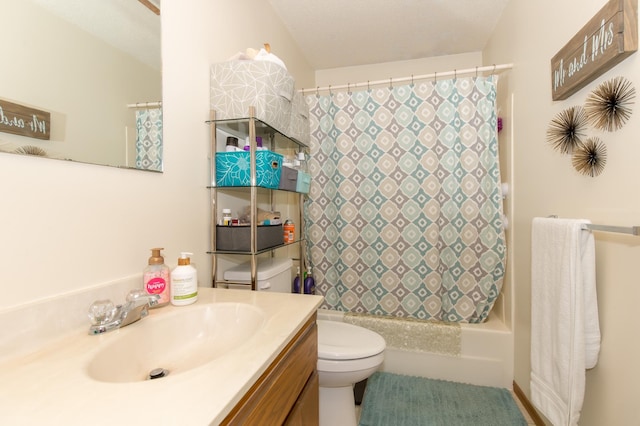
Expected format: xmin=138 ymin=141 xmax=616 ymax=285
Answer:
xmin=210 ymin=61 xmax=295 ymax=134
xmin=288 ymin=92 xmax=310 ymax=145
xmin=222 ymin=258 xmax=293 ymax=292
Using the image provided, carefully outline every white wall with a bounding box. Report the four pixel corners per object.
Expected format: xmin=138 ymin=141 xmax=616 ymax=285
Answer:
xmin=315 ymin=52 xmax=482 ymax=87
xmin=0 ymin=0 xmax=313 ymax=311
xmin=484 ymin=1 xmax=640 ymax=424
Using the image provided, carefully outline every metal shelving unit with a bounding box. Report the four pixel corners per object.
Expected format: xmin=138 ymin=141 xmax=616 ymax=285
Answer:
xmin=207 ymin=107 xmax=308 ymax=291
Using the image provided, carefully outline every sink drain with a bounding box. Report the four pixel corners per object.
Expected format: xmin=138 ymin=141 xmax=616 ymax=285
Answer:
xmin=148 ymin=368 xmax=169 ymax=380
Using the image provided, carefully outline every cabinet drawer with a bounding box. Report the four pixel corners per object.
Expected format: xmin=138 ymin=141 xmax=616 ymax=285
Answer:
xmin=222 ymin=315 xmax=318 ymax=426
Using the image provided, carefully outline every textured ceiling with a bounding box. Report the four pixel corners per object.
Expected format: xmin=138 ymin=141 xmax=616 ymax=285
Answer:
xmin=268 ymin=0 xmax=511 ymax=70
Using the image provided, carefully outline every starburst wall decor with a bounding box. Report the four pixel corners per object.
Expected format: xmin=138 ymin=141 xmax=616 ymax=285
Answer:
xmin=572 ymin=137 xmax=607 ymax=177
xmin=584 ymin=76 xmax=636 ymax=132
xmin=546 ymin=106 xmax=588 ymax=154
xmin=546 ymin=76 xmax=636 ymax=178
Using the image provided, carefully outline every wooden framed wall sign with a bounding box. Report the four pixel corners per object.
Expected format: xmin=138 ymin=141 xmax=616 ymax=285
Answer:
xmin=551 ymin=0 xmax=638 ymax=101
xmin=0 ymin=99 xmax=50 ymax=140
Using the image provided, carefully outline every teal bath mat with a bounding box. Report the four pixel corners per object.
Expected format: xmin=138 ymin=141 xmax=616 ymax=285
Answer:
xmin=359 ymin=372 xmax=527 ymax=426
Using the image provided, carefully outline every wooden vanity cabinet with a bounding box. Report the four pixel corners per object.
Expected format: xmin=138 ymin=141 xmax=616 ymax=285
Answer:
xmin=221 ymin=314 xmax=319 ymax=426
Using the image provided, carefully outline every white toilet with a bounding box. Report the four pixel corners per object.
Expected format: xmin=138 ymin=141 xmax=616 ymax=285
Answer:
xmin=316 ymin=320 xmax=386 ymax=426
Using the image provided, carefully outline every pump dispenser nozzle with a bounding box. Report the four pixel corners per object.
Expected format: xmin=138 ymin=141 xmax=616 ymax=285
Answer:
xmin=177 ymin=252 xmax=193 ymax=266
xmin=148 ymin=248 xmax=165 ymax=265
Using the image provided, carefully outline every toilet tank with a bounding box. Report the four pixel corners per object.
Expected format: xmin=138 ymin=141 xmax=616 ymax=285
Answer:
xmin=222 ymin=258 xmax=293 ymax=293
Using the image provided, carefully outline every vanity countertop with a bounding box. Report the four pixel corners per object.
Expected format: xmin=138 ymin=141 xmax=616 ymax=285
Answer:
xmin=0 ymin=288 xmax=323 ymax=425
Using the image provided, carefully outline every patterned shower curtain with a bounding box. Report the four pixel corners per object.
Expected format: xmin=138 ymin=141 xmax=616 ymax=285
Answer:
xmin=135 ymin=108 xmax=163 ymax=171
xmin=305 ymin=76 xmax=506 ymax=323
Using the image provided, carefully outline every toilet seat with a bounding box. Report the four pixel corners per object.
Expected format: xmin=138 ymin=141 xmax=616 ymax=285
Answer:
xmin=317 ymin=320 xmax=386 ymax=361
xmin=317 ymin=352 xmax=385 ymax=373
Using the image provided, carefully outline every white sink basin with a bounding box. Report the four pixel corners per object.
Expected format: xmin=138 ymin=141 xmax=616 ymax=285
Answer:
xmin=87 ymin=302 xmax=265 ymax=383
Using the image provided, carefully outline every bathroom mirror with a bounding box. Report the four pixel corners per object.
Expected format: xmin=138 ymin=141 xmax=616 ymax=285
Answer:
xmin=0 ymin=0 xmax=163 ymax=172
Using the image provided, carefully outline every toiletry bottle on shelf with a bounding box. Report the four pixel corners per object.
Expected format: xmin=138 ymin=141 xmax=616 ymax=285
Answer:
xmin=296 ymin=151 xmax=308 ymax=173
xmin=303 ymin=267 xmax=315 ymax=295
xmin=243 ymin=136 xmax=266 ymax=151
xmin=284 ymin=219 xmax=295 ymax=243
xmin=225 ymin=136 xmax=238 ymax=152
xmin=293 ymin=266 xmax=301 ymax=293
xmin=256 ymin=136 xmax=267 ymax=151
xmin=222 ymin=208 xmax=232 ymax=226
xmin=143 ymin=248 xmax=170 ymax=307
xmin=171 ymin=252 xmax=198 ymax=306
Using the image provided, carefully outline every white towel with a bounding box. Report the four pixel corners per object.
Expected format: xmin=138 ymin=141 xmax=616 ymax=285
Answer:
xmin=530 ymin=217 xmax=601 ymax=426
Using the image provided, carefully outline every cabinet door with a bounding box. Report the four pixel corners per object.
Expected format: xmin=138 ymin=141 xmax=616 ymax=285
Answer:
xmin=284 ymin=371 xmax=319 ymax=426
xmin=221 ymin=317 xmax=317 ymax=425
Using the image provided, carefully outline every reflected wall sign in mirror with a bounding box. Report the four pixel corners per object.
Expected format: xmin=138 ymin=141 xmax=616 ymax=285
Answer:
xmin=0 ymin=0 xmax=163 ymax=172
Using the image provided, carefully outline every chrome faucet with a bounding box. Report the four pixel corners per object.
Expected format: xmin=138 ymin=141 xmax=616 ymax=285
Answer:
xmin=88 ymin=290 xmax=161 ymax=335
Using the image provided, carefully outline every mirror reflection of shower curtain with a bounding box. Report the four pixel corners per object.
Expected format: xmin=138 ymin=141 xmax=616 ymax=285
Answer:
xmin=135 ymin=108 xmax=163 ymax=171
xmin=305 ymin=76 xmax=506 ymax=323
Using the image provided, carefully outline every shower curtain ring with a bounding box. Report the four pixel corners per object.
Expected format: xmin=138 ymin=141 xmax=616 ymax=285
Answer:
xmin=389 ymin=77 xmax=392 ymax=89
xmin=492 ymin=64 xmax=496 ymax=75
xmin=329 ymin=84 xmax=332 ymax=95
xmin=316 ymin=86 xmax=319 ymax=96
xmin=411 ymin=74 xmax=414 ymax=85
xmin=434 ymin=71 xmax=437 ymax=82
xmin=454 ymin=69 xmax=457 ymax=79
xmin=367 ymin=80 xmax=370 ymax=91
xmin=347 ymin=83 xmax=350 ymax=94
xmin=475 ymin=66 xmax=479 ymax=77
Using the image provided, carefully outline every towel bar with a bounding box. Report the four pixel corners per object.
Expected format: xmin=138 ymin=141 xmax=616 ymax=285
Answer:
xmin=581 ymin=223 xmax=640 ymax=236
xmin=547 ymin=216 xmax=640 ymax=236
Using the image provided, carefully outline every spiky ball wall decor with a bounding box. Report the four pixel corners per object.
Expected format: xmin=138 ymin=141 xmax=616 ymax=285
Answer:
xmin=14 ymin=145 xmax=47 ymax=156
xmin=546 ymin=106 xmax=588 ymax=154
xmin=584 ymin=76 xmax=635 ymax=131
xmin=572 ymin=137 xmax=607 ymax=177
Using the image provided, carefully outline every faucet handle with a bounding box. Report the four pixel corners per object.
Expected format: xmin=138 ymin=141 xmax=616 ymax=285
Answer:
xmin=88 ymin=299 xmax=117 ymax=325
xmin=126 ymin=289 xmax=149 ymax=303
xmin=126 ymin=289 xmax=160 ymax=306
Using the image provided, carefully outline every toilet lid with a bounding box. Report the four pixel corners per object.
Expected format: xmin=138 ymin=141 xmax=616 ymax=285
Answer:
xmin=317 ymin=320 xmax=386 ymax=361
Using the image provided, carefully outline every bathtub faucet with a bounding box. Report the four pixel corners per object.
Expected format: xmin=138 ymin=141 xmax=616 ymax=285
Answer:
xmin=88 ymin=290 xmax=160 ymax=335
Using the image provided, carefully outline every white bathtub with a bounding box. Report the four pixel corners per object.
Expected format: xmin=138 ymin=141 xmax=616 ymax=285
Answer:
xmin=317 ymin=309 xmax=514 ymax=389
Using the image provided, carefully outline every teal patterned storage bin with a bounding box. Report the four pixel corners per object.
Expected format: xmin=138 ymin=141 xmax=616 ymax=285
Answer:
xmin=216 ymin=151 xmax=283 ymax=189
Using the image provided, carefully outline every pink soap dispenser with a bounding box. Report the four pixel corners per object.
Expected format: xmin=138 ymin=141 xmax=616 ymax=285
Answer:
xmin=143 ymin=248 xmax=170 ymax=307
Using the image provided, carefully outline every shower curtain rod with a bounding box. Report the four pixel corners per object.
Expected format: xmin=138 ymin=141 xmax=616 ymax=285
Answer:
xmin=299 ymin=63 xmax=514 ymax=95
xmin=126 ymin=101 xmax=162 ymax=109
